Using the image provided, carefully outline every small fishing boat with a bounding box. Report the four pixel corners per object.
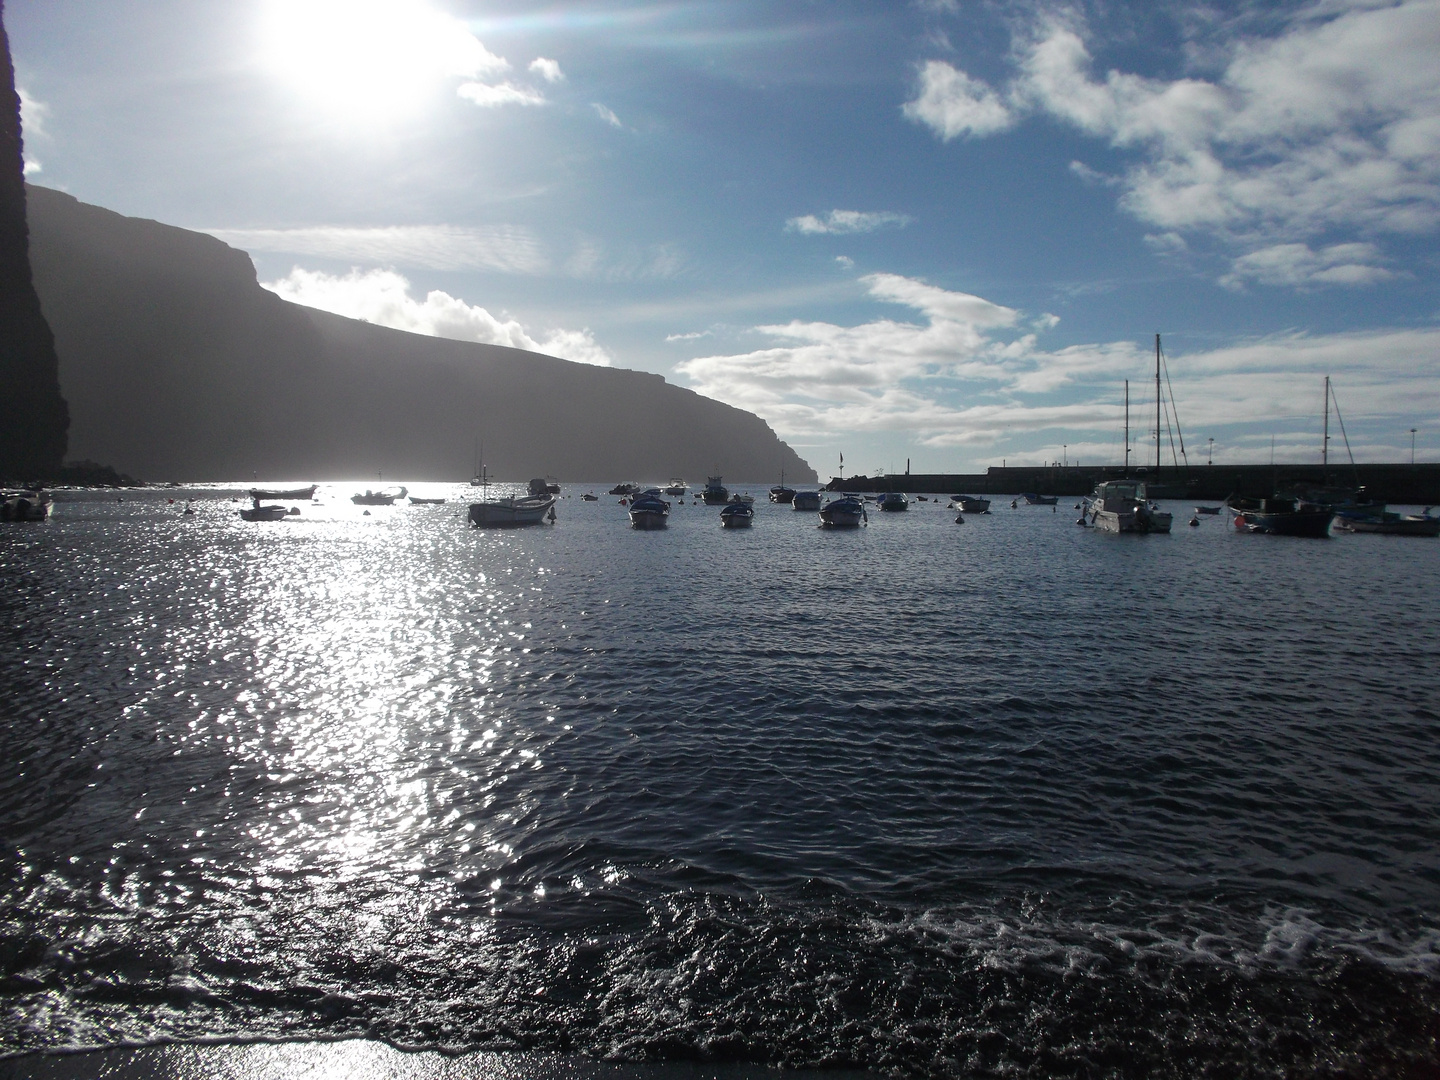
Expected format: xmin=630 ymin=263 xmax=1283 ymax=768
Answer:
xmin=791 ymin=490 xmax=823 ymax=512
xmin=1334 ymin=509 xmax=1440 ymax=536
xmin=819 ymin=495 xmax=867 ymax=528
xmin=1020 ymin=492 xmax=1058 ymax=505
xmin=1085 ymin=480 xmax=1172 ymax=534
xmin=239 ymin=500 xmax=288 ymax=522
xmin=877 ymin=491 xmax=909 ymax=512
xmin=581 ymin=493 xmax=599 ymax=501
xmin=664 ymin=479 xmax=688 ymax=496
xmin=468 ymin=494 xmax=556 ymax=527
xmin=720 ymin=501 xmax=754 ymax=528
xmin=248 ymin=484 xmax=317 ymax=501
xmin=1194 ymin=506 xmax=1222 ymax=515
xmin=628 ymin=489 xmax=671 ymax=529
xmin=352 ymin=486 xmax=408 ymax=505
xmin=608 ymin=482 xmax=639 ymax=496
xmin=1228 ymin=496 xmax=1334 ymax=537
xmin=1 ymin=489 xmax=52 ymax=521
xmin=702 ymin=476 xmax=730 ymax=505
xmin=409 ymin=496 xmax=446 ymax=505
xmin=951 ymin=495 xmax=990 ymax=514
xmin=769 ymin=469 xmax=795 ymax=503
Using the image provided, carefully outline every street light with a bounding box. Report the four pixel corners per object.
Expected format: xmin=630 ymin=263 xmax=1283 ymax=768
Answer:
xmin=1207 ymin=437 xmax=1214 ymax=465
xmin=1063 ymin=444 xmax=1067 ymax=467
xmin=1412 ymin=428 xmax=1418 ymax=465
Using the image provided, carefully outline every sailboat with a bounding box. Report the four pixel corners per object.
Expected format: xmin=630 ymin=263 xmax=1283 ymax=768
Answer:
xmin=1085 ymin=378 xmax=1172 ymax=532
xmin=467 ymin=464 xmax=557 ymax=527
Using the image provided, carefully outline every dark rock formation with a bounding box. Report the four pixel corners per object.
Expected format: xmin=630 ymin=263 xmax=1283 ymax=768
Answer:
xmin=25 ymin=185 xmax=816 ymax=484
xmin=0 ymin=2 xmax=68 ymax=480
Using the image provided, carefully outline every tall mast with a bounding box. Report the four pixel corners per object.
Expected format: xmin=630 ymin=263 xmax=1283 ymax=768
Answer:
xmin=1322 ymin=375 xmax=1330 ymax=467
xmin=1155 ymin=333 xmax=1162 ymax=473
xmin=1124 ymin=379 xmax=1130 ymax=476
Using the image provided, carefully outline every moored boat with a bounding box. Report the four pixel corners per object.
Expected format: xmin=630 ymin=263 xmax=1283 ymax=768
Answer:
xmin=1334 ymin=509 xmax=1440 ymax=536
xmin=608 ymin=482 xmax=639 ymax=496
xmin=951 ymin=495 xmax=991 ymax=514
xmin=1021 ymin=492 xmax=1058 ymax=505
xmin=1228 ymin=495 xmax=1334 ymax=537
xmin=720 ymin=501 xmax=754 ymax=527
xmin=468 ymin=493 xmax=556 ymax=527
xmin=248 ymin=484 xmax=317 ymax=501
xmin=702 ymin=476 xmax=730 ymax=505
xmin=409 ymin=496 xmax=446 ymax=505
xmin=628 ymin=489 xmax=671 ymax=529
xmin=1194 ymin=505 xmax=1222 ymax=515
xmin=819 ymin=494 xmax=867 ymax=528
xmin=239 ymin=500 xmax=288 ymax=522
xmin=877 ymin=491 xmax=909 ymax=511
xmin=352 ymin=486 xmax=408 ymax=506
xmin=791 ymin=490 xmax=823 ymax=511
xmin=1086 ymin=480 xmax=1172 ymax=533
xmin=664 ymin=478 xmax=688 ymax=496
xmin=1 ymin=489 xmax=52 ymax=521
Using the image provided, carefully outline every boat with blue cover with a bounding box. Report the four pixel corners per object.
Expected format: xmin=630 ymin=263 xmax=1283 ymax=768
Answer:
xmin=629 ymin=489 xmax=671 ymax=529
xmin=819 ymin=495 xmax=867 ymax=528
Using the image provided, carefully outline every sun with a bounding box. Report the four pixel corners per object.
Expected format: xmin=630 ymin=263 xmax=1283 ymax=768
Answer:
xmin=258 ymin=0 xmax=506 ymax=125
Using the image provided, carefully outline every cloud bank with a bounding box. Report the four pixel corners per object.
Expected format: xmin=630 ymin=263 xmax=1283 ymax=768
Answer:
xmin=263 ymin=267 xmax=613 ymax=367
xmin=206 ymin=224 xmax=547 ymax=274
xmin=786 ymin=210 xmax=913 ymax=235
xmin=676 ymin=271 xmax=1440 ymax=455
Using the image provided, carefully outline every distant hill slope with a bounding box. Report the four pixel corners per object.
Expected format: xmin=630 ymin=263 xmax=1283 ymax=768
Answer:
xmin=25 ymin=185 xmax=815 ymax=484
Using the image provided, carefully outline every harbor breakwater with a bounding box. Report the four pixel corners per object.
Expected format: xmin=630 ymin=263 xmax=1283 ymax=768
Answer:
xmin=828 ymin=462 xmax=1440 ymax=503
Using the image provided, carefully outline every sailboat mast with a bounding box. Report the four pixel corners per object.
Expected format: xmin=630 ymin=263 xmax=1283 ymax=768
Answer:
xmin=1155 ymin=333 xmax=1162 ymax=473
xmin=1322 ymin=375 xmax=1330 ymax=468
xmin=1124 ymin=379 xmax=1130 ymax=476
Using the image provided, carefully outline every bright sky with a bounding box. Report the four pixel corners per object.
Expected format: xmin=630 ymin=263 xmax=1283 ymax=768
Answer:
xmin=10 ymin=0 xmax=1440 ymax=475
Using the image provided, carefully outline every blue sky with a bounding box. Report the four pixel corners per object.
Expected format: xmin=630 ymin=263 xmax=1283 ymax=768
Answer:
xmin=10 ymin=0 xmax=1440 ymax=476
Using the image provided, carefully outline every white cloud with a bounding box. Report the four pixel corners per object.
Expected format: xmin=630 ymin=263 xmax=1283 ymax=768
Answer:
xmin=457 ymin=81 xmax=546 ymax=108
xmin=204 ymin=224 xmax=547 ymax=275
xmin=674 ymin=270 xmax=1440 ymax=451
xmin=902 ymin=60 xmax=1015 ymax=139
xmin=835 ymin=255 xmax=855 ymax=268
xmin=1220 ymin=242 xmax=1397 ymax=289
xmin=528 ymin=57 xmax=564 ymax=83
xmin=17 ymin=88 xmax=48 ymax=137
xmin=786 ymin=209 xmax=913 ymax=235
xmin=591 ymin=103 xmax=623 ymax=127
xmin=262 ymin=267 xmax=612 ymax=366
xmin=904 ymin=2 xmax=1440 ymax=278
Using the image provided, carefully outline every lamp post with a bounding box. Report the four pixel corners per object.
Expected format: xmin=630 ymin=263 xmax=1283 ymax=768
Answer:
xmin=1412 ymin=428 xmax=1418 ymax=465
xmin=1207 ymin=437 xmax=1214 ymax=466
xmin=1063 ymin=444 xmax=1067 ymax=467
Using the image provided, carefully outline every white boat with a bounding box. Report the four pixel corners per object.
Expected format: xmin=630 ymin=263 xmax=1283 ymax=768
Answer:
xmin=1086 ymin=480 xmax=1172 ymax=533
xmin=819 ymin=495 xmax=867 ymax=527
xmin=628 ymin=489 xmax=671 ymax=529
xmin=664 ymin=478 xmax=688 ymax=496
xmin=468 ymin=494 xmax=556 ymax=527
xmin=951 ymin=495 xmax=990 ymax=514
xmin=720 ymin=501 xmax=754 ymax=527
xmin=791 ymin=490 xmax=823 ymax=511
xmin=1 ymin=489 xmax=52 ymax=521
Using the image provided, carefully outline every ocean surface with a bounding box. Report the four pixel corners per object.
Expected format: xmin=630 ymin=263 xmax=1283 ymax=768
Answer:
xmin=2 ymin=483 xmax=1439 ymax=1077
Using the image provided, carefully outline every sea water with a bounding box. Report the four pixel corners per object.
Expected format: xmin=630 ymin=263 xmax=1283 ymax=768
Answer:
xmin=2 ymin=485 xmax=1438 ymax=1076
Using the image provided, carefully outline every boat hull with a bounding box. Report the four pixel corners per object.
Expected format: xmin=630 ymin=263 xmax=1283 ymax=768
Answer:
xmin=239 ymin=505 xmax=288 ymax=521
xmin=249 ymin=485 xmax=316 ymax=501
xmin=953 ymin=497 xmax=990 ymax=513
xmin=791 ymin=492 xmax=823 ymax=511
xmin=819 ymin=498 xmax=866 ymax=527
xmin=468 ymin=495 xmax=556 ymax=527
xmin=1091 ymin=507 xmax=1173 ymax=533
xmin=1336 ymin=514 xmax=1440 ymax=536
xmin=629 ymin=509 xmax=669 ymax=529
xmin=1 ymin=491 xmax=52 ymax=521
xmin=1232 ymin=508 xmax=1334 ymax=537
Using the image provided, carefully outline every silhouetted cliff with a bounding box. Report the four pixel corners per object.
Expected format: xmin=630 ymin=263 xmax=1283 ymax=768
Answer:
xmin=0 ymin=3 xmax=68 ymax=480
xmin=25 ymin=185 xmax=815 ymax=483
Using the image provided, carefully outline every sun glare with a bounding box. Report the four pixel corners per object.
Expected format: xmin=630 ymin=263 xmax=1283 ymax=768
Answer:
xmin=259 ymin=0 xmax=506 ymax=124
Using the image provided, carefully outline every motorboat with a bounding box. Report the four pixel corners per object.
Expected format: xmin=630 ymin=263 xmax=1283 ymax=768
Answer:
xmin=581 ymin=493 xmax=599 ymax=501
xmin=951 ymin=495 xmax=991 ymax=514
xmin=819 ymin=495 xmax=867 ymax=528
xmin=791 ymin=490 xmax=823 ymax=511
xmin=528 ymin=478 xmax=561 ymax=497
xmin=664 ymin=479 xmax=688 ymax=496
xmin=877 ymin=491 xmax=909 ymax=512
xmin=769 ymin=486 xmax=796 ymax=503
xmin=1 ymin=489 xmax=52 ymax=521
xmin=248 ymin=484 xmax=317 ymax=501
xmin=352 ymin=486 xmax=407 ymax=506
xmin=1194 ymin=506 xmax=1222 ymax=515
xmin=1334 ymin=509 xmax=1440 ymax=536
xmin=1085 ymin=480 xmax=1172 ymax=533
xmin=1228 ymin=495 xmax=1334 ymax=537
xmin=468 ymin=493 xmax=557 ymax=527
xmin=628 ymin=489 xmax=671 ymax=529
xmin=239 ymin=501 xmax=288 ymax=522
xmin=409 ymin=496 xmax=446 ymax=505
xmin=608 ymin=482 xmax=639 ymax=496
xmin=1020 ymin=492 xmax=1058 ymax=505
xmin=702 ymin=476 xmax=730 ymax=505
xmin=720 ymin=501 xmax=754 ymax=527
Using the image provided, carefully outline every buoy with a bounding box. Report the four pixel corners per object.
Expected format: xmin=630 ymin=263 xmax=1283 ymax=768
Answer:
xmin=1189 ymin=516 xmax=1200 ymax=527
xmin=1076 ymin=518 xmax=1087 ymax=526
xmin=363 ymin=509 xmax=371 ymax=516
xmin=954 ymin=513 xmax=965 ymax=524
